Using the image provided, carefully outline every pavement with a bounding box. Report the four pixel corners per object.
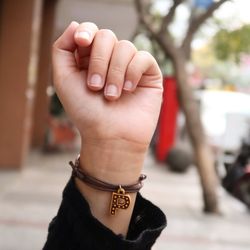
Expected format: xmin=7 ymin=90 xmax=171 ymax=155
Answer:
xmin=0 ymin=150 xmax=250 ymax=250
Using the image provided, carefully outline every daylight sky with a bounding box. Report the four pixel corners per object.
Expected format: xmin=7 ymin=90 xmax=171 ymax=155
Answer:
xmin=216 ymin=0 xmax=250 ymax=25
xmin=154 ymin=0 xmax=250 ymax=48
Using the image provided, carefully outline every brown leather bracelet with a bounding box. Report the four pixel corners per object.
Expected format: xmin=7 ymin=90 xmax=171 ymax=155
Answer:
xmin=69 ymin=156 xmax=147 ymax=215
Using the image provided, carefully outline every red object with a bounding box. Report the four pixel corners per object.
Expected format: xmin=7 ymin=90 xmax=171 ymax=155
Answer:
xmin=155 ymin=77 xmax=179 ymax=161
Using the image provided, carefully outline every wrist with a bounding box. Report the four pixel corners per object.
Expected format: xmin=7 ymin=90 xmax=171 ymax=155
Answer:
xmin=79 ymin=138 xmax=147 ymax=184
xmin=73 ymin=138 xmax=147 ymax=236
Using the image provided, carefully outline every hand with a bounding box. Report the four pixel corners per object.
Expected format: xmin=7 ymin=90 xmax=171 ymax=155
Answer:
xmin=52 ymin=22 xmax=162 ymax=181
xmin=52 ymin=22 xmax=163 ymax=235
xmin=52 ymin=21 xmax=162 ymax=145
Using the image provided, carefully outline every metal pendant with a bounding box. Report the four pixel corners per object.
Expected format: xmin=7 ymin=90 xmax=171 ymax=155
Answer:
xmin=110 ymin=186 xmax=131 ymax=215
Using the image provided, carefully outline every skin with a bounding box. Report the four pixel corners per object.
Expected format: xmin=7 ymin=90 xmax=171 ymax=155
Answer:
xmin=52 ymin=21 xmax=163 ymax=236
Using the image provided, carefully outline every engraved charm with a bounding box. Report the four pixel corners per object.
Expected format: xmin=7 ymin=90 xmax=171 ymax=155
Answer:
xmin=110 ymin=186 xmax=131 ymax=215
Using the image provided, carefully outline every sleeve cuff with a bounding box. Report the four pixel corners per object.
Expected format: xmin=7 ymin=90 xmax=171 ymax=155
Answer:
xmin=43 ymin=176 xmax=167 ymax=250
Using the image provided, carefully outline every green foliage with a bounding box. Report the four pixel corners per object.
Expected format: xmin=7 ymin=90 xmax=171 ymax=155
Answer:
xmin=213 ymin=25 xmax=250 ymax=62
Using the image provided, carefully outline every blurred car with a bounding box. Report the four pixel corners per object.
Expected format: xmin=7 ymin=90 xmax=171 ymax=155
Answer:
xmin=168 ymin=90 xmax=250 ymax=173
xmin=197 ymin=90 xmax=250 ymax=146
xmin=196 ymin=90 xmax=250 ymax=168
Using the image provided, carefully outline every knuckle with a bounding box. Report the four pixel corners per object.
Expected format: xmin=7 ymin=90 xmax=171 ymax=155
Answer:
xmin=127 ymin=63 xmax=139 ymax=76
xmin=109 ymin=66 xmax=124 ymax=76
xmin=138 ymin=50 xmax=153 ymax=58
xmin=83 ymin=22 xmax=98 ymax=29
xmin=91 ymin=55 xmax=107 ymax=65
xmin=97 ymin=29 xmax=116 ymax=40
xmin=78 ymin=22 xmax=98 ymax=31
xmin=117 ymin=40 xmax=136 ymax=51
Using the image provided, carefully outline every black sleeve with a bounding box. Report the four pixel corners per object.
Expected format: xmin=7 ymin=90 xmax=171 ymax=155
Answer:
xmin=43 ymin=177 xmax=167 ymax=250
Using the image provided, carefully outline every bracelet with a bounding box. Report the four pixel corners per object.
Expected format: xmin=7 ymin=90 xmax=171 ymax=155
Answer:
xmin=69 ymin=156 xmax=146 ymax=215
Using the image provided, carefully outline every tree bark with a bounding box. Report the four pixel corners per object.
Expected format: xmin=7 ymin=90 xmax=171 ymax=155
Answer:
xmin=172 ymin=51 xmax=218 ymax=212
xmin=133 ymin=0 xmax=226 ymax=213
xmin=144 ymin=29 xmax=219 ymax=212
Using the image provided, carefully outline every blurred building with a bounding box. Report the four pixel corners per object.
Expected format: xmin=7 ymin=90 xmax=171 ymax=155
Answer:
xmin=0 ymin=0 xmax=137 ymax=168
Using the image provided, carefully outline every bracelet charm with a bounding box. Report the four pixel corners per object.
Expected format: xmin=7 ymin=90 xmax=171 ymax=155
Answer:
xmin=110 ymin=186 xmax=131 ymax=215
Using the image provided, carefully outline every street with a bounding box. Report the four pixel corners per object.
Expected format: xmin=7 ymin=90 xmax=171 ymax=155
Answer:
xmin=0 ymin=150 xmax=249 ymax=250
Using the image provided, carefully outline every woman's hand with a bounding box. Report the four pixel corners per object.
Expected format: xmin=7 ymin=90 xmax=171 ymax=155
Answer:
xmin=52 ymin=22 xmax=163 ymax=235
xmin=52 ymin=21 xmax=162 ymax=150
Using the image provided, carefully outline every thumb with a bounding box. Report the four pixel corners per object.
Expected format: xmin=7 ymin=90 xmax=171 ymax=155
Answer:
xmin=52 ymin=21 xmax=79 ymax=84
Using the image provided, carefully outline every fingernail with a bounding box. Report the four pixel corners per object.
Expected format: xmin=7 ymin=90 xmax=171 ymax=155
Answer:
xmin=89 ymin=74 xmax=103 ymax=87
xmin=105 ymin=84 xmax=118 ymax=97
xmin=76 ymin=31 xmax=91 ymax=41
xmin=123 ymin=81 xmax=133 ymax=91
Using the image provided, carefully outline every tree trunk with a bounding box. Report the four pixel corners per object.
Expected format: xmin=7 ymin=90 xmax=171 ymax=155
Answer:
xmin=173 ymin=51 xmax=219 ymax=213
xmin=133 ymin=0 xmax=220 ymax=212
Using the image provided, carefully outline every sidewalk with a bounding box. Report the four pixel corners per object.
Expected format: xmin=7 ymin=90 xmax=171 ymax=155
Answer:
xmin=0 ymin=150 xmax=250 ymax=250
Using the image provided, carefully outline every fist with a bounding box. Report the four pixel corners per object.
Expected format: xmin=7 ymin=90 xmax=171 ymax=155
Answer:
xmin=52 ymin=22 xmax=163 ymax=148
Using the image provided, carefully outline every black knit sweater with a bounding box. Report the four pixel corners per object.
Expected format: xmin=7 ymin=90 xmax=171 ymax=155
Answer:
xmin=43 ymin=177 xmax=167 ymax=250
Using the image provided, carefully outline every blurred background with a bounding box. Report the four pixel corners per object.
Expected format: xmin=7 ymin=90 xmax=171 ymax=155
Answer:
xmin=0 ymin=0 xmax=250 ymax=249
